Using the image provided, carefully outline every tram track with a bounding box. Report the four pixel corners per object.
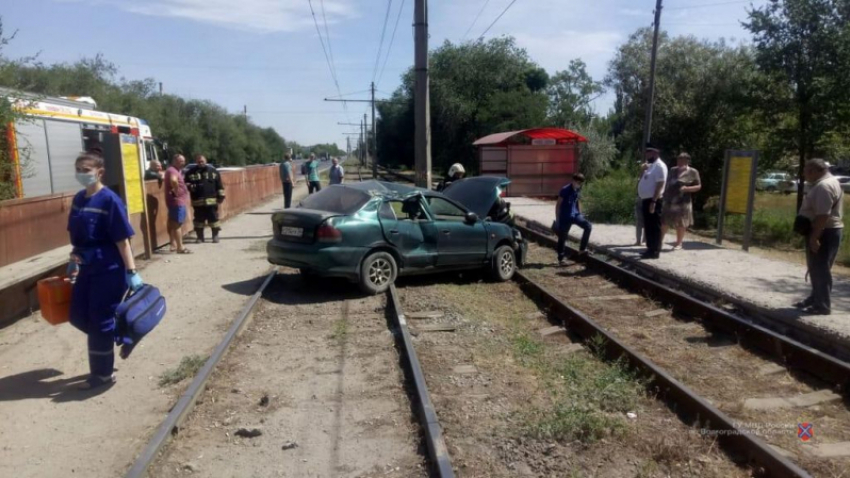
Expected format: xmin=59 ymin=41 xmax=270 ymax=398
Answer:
xmin=513 ymin=241 xmax=850 ymax=477
xmin=125 ymin=268 xmax=455 ymax=478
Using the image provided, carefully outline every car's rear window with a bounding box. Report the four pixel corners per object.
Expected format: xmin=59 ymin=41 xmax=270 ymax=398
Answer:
xmin=299 ymin=187 xmax=371 ymax=214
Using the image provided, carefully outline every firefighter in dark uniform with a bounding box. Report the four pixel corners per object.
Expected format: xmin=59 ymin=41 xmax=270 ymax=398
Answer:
xmin=185 ymin=154 xmax=225 ymax=243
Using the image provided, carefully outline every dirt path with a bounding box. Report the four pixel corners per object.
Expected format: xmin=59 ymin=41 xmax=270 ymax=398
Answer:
xmin=0 ymin=182 xmax=310 ymax=478
xmin=150 ymin=272 xmax=426 ymax=478
xmin=395 ymin=274 xmax=747 ymax=477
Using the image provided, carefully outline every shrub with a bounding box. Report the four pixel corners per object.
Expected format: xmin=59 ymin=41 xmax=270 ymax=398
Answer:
xmin=582 ymin=168 xmax=637 ymax=224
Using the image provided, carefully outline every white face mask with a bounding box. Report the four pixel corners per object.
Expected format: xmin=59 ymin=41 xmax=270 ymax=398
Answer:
xmin=75 ymin=172 xmax=99 ymax=187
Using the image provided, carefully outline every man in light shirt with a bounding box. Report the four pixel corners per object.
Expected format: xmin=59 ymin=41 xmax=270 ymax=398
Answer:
xmin=329 ymin=157 xmax=345 ymax=185
xmin=795 ymin=158 xmax=843 ymax=315
xmin=637 ymin=143 xmax=668 ymax=259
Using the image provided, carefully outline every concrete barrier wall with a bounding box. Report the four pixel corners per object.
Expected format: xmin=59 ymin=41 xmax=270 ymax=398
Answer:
xmin=0 ymin=165 xmax=282 ymax=267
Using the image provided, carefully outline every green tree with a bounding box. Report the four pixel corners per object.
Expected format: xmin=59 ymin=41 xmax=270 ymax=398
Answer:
xmin=573 ymin=121 xmax=617 ymax=181
xmin=0 ymin=25 xmax=293 ymax=174
xmin=606 ymin=29 xmax=761 ymax=211
xmin=744 ymin=0 xmax=850 ymax=209
xmin=547 ymin=59 xmax=604 ymax=128
xmin=377 ymin=37 xmax=549 ymax=175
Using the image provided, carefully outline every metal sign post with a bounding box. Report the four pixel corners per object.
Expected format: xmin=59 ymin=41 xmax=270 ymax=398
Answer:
xmin=716 ymin=150 xmax=759 ymax=251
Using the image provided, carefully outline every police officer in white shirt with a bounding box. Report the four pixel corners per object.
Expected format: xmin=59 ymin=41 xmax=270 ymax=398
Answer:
xmin=638 ymin=143 xmax=668 ymax=259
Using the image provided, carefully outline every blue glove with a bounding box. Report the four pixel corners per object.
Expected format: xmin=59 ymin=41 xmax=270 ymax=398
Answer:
xmin=127 ymin=271 xmax=144 ymax=292
xmin=66 ymin=261 xmax=80 ymax=283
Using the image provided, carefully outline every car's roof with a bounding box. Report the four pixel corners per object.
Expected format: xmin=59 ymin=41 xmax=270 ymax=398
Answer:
xmin=341 ymin=180 xmax=446 ymax=199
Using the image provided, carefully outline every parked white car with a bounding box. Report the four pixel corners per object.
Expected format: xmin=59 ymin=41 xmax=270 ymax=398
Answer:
xmin=803 ymin=175 xmax=850 ymax=194
xmin=757 ymin=172 xmax=797 ymax=194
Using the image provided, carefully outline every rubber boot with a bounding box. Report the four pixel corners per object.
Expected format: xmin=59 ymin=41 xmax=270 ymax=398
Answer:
xmin=212 ymin=228 xmax=220 ymax=244
xmin=195 ymin=228 xmax=205 ymax=244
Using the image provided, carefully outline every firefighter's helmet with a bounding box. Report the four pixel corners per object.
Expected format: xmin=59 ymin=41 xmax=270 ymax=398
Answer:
xmin=448 ymin=163 xmax=465 ymax=178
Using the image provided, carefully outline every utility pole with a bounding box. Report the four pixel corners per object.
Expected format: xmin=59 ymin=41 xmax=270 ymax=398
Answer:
xmin=159 ymin=82 xmax=163 ymax=96
xmin=364 ymin=113 xmax=369 ymax=168
xmin=371 ymin=82 xmax=377 ymax=178
xmin=361 ymin=117 xmax=366 ymax=166
xmin=642 ymin=0 xmax=663 ymax=151
xmin=414 ymin=0 xmax=432 ymax=188
xmin=243 ymin=105 xmax=248 ymax=118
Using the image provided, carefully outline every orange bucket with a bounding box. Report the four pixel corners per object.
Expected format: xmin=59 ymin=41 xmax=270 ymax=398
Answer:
xmin=37 ymin=276 xmax=73 ymax=325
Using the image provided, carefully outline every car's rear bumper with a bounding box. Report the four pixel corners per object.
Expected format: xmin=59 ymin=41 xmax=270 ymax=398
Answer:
xmin=266 ymin=239 xmax=367 ymax=280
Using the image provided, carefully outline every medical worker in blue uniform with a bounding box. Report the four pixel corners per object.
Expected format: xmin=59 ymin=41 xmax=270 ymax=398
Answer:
xmin=67 ymin=152 xmax=144 ymax=390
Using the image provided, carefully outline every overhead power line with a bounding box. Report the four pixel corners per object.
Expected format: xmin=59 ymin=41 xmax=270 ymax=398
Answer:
xmin=376 ymin=0 xmax=407 ymax=86
xmin=478 ymin=0 xmax=519 ymax=40
xmin=308 ymin=0 xmax=349 ymax=122
xmin=308 ymin=0 xmax=341 ymax=92
xmin=319 ymin=0 xmax=339 ymax=83
xmin=372 ymin=0 xmax=395 ymax=83
xmin=463 ymin=0 xmax=492 ymax=41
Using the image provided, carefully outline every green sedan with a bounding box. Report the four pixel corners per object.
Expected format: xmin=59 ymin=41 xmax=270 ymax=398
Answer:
xmin=267 ymin=178 xmax=527 ymax=293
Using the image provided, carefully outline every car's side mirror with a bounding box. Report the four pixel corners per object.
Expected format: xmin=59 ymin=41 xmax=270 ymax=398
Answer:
xmin=465 ymin=212 xmax=478 ymax=224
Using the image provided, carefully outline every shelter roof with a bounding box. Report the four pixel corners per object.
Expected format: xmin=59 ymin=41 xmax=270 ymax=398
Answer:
xmin=473 ymin=128 xmax=587 ymax=146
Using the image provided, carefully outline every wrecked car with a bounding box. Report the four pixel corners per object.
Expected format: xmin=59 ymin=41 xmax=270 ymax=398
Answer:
xmin=266 ymin=178 xmax=527 ymax=294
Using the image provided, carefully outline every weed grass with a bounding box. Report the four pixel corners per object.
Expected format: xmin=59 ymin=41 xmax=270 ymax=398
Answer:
xmin=159 ymin=354 xmax=207 ymax=387
xmin=516 ymin=333 xmax=647 ymax=443
xmin=331 ymin=318 xmax=348 ymax=342
xmin=431 ymin=282 xmax=647 ymax=445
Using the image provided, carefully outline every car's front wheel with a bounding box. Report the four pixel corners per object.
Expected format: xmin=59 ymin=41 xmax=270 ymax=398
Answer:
xmin=359 ymin=251 xmax=397 ymax=294
xmin=491 ymin=245 xmax=516 ymax=282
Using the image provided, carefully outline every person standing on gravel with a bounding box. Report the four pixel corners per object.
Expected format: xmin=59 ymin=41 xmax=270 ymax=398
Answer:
xmin=795 ymin=159 xmax=844 ymax=315
xmin=279 ymin=153 xmax=295 ymax=208
xmin=165 ymin=154 xmax=191 ymax=254
xmin=185 ymin=155 xmax=225 ymax=243
xmin=329 ymin=157 xmax=345 ymax=185
xmin=306 ymin=154 xmax=321 ymax=194
xmin=555 ymin=173 xmax=592 ymax=265
xmin=67 ymin=151 xmax=143 ymax=389
xmin=638 ymin=144 xmax=667 ymax=259
xmin=661 ymin=153 xmax=701 ymax=251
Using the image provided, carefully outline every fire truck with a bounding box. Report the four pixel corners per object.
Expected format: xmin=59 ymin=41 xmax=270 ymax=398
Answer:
xmin=4 ymin=88 xmax=159 ymax=210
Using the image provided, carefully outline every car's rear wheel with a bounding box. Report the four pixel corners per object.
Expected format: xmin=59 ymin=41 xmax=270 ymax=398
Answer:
xmin=491 ymin=245 xmax=516 ymax=282
xmin=359 ymin=251 xmax=397 ymax=294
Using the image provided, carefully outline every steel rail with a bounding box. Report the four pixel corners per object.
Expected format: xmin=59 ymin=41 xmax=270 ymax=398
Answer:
xmin=514 ymin=270 xmax=812 ymax=478
xmin=516 ymin=223 xmax=850 ymax=393
xmin=125 ymin=269 xmax=277 ymax=478
xmin=387 ymin=284 xmax=455 ymax=478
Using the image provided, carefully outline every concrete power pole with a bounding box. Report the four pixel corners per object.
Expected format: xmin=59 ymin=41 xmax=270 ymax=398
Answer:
xmin=642 ymin=0 xmax=663 ymax=151
xmin=414 ymin=0 xmax=432 ymax=188
xmin=364 ymin=113 xmax=369 ymax=168
xmin=371 ymin=82 xmax=378 ymax=178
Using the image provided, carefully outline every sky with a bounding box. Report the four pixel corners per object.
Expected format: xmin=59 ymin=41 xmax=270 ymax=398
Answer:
xmin=1 ymin=0 xmax=768 ymax=149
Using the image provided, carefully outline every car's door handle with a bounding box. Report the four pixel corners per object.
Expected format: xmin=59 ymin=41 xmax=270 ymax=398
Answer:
xmin=441 ymin=230 xmax=450 ymax=235
xmin=390 ymin=230 xmax=399 ymax=234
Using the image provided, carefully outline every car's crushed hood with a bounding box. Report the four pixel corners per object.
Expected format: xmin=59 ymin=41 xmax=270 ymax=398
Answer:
xmin=441 ymin=177 xmax=511 ymax=218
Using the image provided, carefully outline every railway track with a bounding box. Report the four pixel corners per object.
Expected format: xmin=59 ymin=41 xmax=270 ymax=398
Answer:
xmin=374 ymin=167 xmax=850 ymax=475
xmin=124 ymin=269 xmax=454 ymax=478
xmin=513 ymin=239 xmax=850 ymax=477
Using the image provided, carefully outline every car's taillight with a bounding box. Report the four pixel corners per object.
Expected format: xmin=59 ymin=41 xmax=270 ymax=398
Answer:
xmin=316 ymin=222 xmax=342 ymax=243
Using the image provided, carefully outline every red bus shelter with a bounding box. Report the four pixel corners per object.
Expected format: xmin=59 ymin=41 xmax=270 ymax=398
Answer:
xmin=473 ymin=127 xmax=587 ymax=197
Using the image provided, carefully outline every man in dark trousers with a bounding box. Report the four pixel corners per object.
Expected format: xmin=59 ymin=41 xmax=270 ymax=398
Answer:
xmin=185 ymin=155 xmax=225 ymax=243
xmin=279 ymin=153 xmax=295 ymax=208
xmin=555 ymin=173 xmax=592 ymax=265
xmin=638 ymin=143 xmax=668 ymax=259
xmin=795 ymin=158 xmax=844 ymax=315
